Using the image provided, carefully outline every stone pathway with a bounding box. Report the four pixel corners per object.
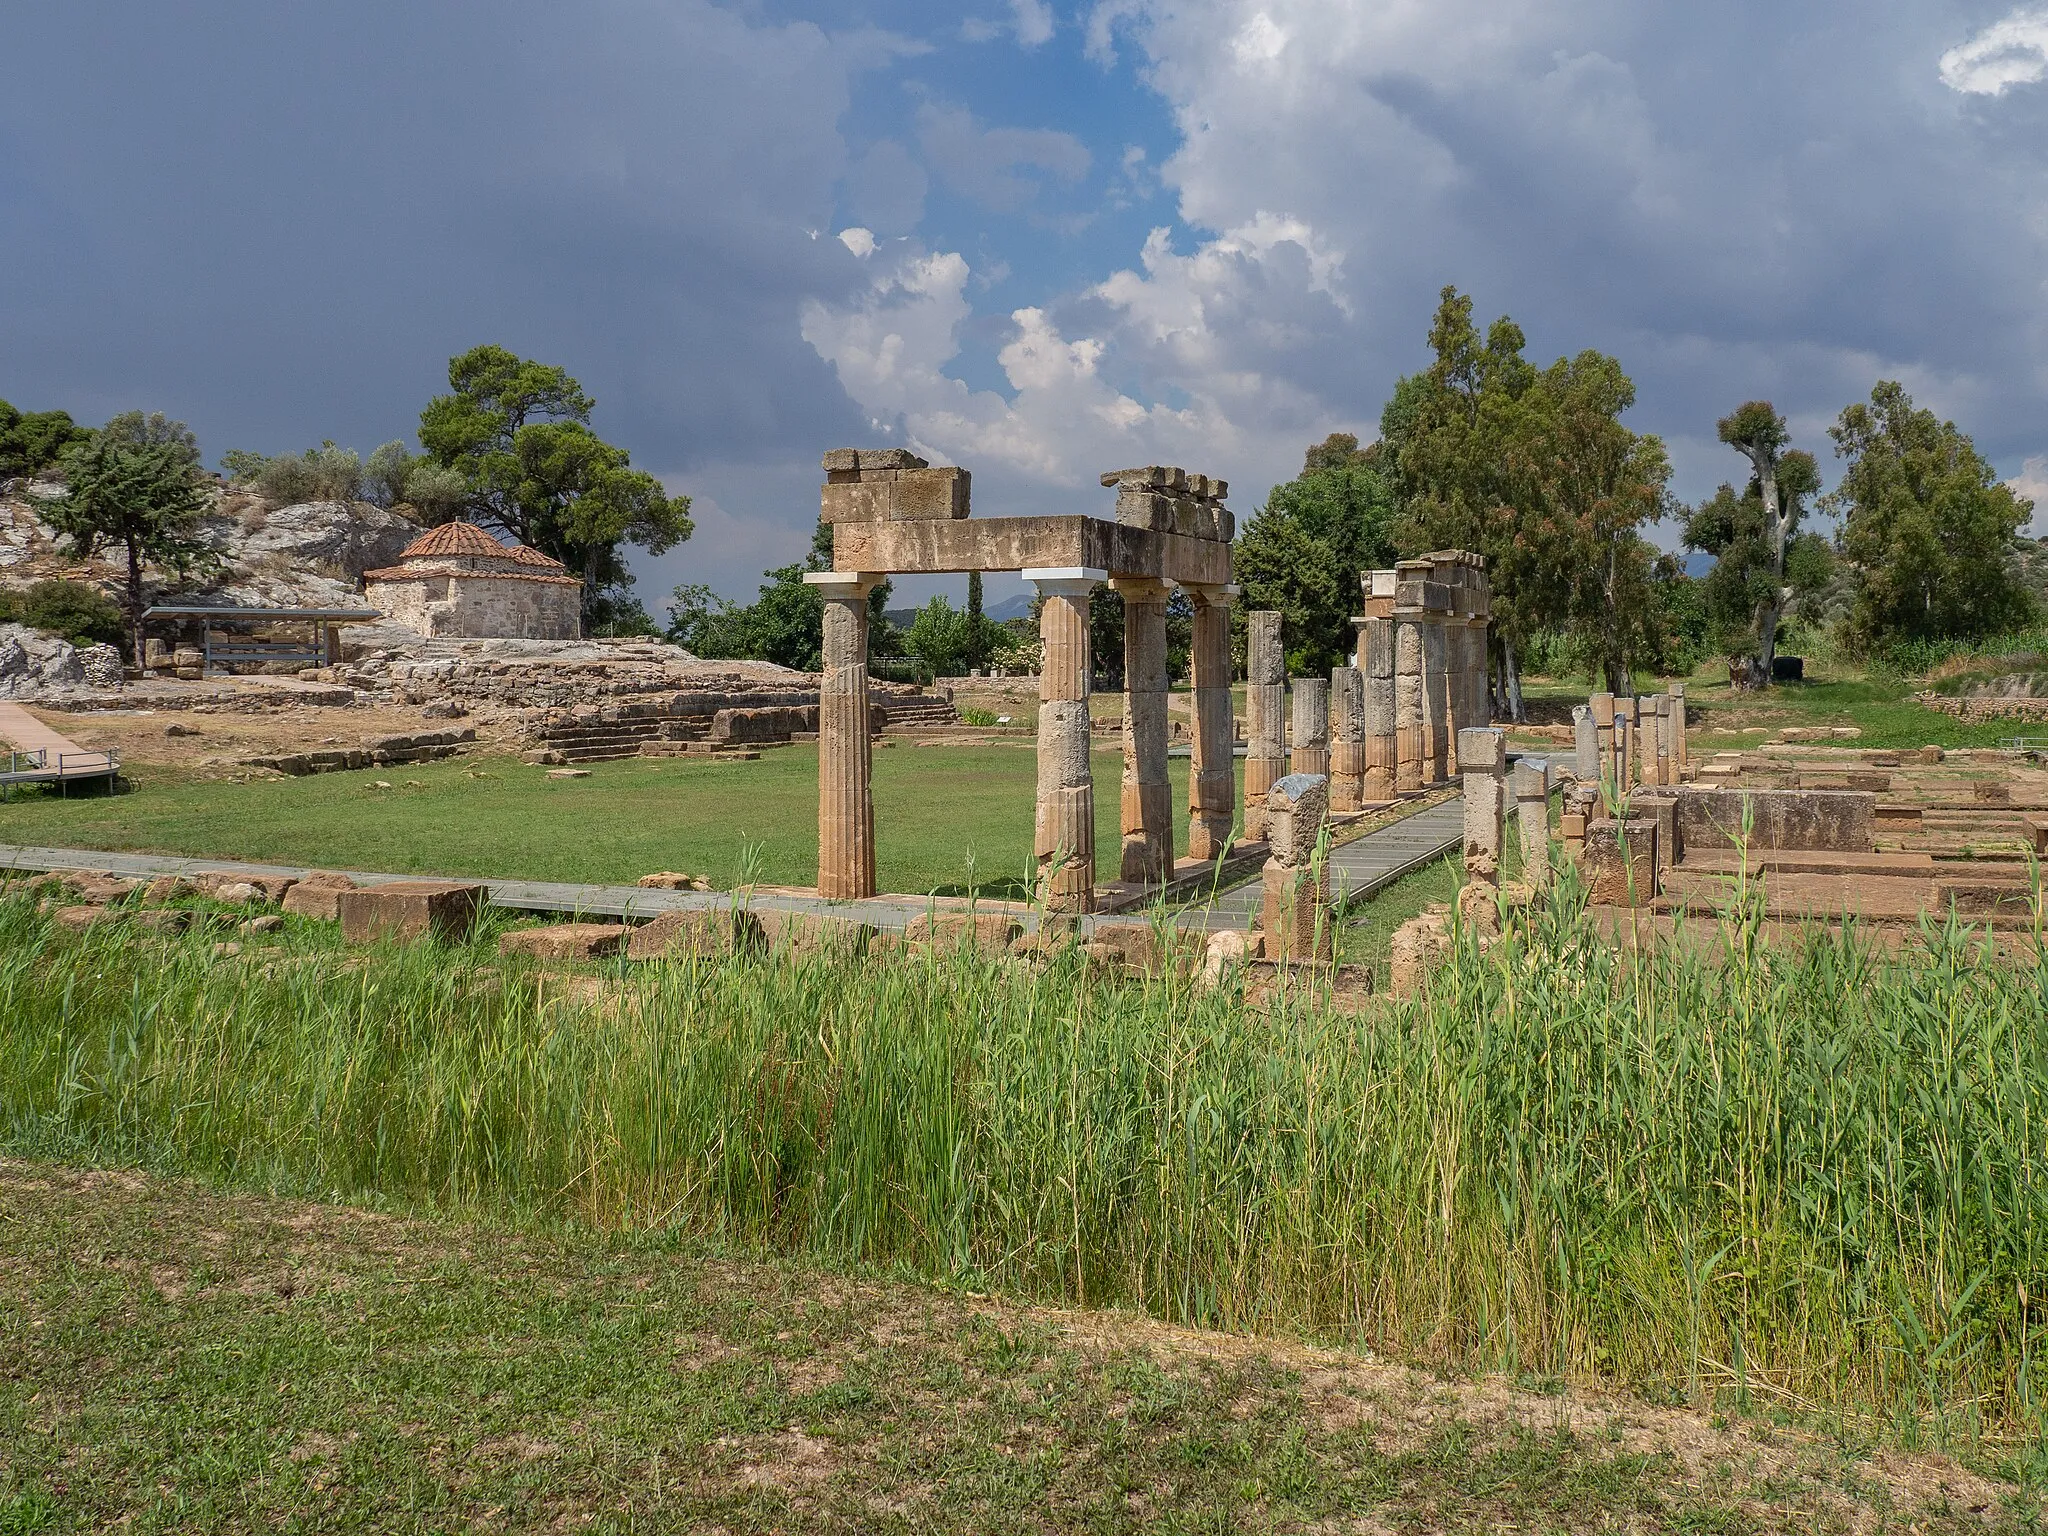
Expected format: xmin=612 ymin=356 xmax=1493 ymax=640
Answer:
xmin=0 ymin=798 xmax=1466 ymax=935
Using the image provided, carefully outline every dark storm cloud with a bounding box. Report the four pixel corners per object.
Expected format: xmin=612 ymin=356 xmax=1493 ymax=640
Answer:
xmin=0 ymin=0 xmax=884 ymax=594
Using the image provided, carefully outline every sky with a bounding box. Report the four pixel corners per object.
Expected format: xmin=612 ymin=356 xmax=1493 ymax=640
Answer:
xmin=4 ymin=0 xmax=2048 ymax=614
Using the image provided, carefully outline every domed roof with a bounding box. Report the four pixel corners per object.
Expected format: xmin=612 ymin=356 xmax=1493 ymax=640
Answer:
xmin=397 ymin=522 xmax=511 ymax=561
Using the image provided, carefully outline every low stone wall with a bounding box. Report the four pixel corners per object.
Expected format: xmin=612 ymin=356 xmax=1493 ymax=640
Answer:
xmin=240 ymin=727 xmax=476 ymax=776
xmin=1919 ymin=693 xmax=2048 ymax=723
xmin=711 ymin=705 xmax=820 ymax=743
xmin=1665 ymin=786 xmax=1875 ymax=855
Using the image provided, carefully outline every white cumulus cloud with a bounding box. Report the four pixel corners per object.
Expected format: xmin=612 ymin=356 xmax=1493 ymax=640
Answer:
xmin=1939 ymin=8 xmax=2048 ymax=94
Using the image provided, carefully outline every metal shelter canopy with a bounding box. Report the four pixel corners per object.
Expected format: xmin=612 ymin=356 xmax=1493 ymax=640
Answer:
xmin=141 ymin=605 xmax=384 ymax=621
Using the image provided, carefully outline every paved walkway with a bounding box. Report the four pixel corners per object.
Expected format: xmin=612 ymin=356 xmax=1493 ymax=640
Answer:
xmin=0 ymin=704 xmax=119 ymax=789
xmin=1170 ymin=799 xmax=1466 ymax=933
xmin=0 ymin=798 xmax=1466 ymax=934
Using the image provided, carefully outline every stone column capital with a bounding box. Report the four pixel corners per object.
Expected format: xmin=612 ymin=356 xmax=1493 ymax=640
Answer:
xmin=1107 ymin=574 xmax=1172 ymax=600
xmin=1180 ymin=581 xmax=1238 ymax=607
xmin=1023 ymin=566 xmax=1106 ymax=599
xmin=803 ymin=571 xmax=883 ymax=599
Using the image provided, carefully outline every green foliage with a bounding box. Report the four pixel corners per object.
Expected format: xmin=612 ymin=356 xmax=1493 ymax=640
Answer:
xmin=0 ymin=579 xmax=124 ymax=648
xmin=363 ymin=440 xmax=415 ymax=506
xmin=1236 ymin=441 xmax=1398 ymax=674
xmin=99 ymin=410 xmax=199 ymax=468
xmin=904 ymin=595 xmax=975 ymax=679
xmin=3 ymin=888 xmax=2044 ymax=1444
xmin=668 ymin=564 xmax=825 ymax=671
xmin=1385 ymin=287 xmax=1670 ymax=697
xmin=958 ymin=705 xmax=999 ymax=727
xmin=249 ymin=441 xmax=363 ymax=504
xmin=34 ymin=420 xmax=215 ymax=657
xmin=0 ymin=400 xmax=91 ymax=481
xmin=1829 ymin=380 xmax=2035 ymax=649
xmin=418 ymin=344 xmax=693 ymax=621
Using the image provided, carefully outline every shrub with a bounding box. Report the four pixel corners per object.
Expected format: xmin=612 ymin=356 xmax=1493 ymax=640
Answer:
xmin=399 ymin=462 xmax=469 ymax=522
xmin=248 ymin=442 xmax=363 ymax=505
xmin=958 ymin=705 xmax=999 ymax=727
xmin=0 ymin=579 xmax=126 ymax=649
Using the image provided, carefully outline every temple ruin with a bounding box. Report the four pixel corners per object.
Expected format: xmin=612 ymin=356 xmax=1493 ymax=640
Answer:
xmin=809 ymin=444 xmax=1495 ymax=916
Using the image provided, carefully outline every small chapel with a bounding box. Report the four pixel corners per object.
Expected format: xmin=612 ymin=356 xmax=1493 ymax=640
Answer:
xmin=362 ymin=523 xmax=582 ymax=640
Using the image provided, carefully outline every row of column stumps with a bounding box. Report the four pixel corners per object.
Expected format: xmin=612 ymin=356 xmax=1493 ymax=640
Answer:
xmin=1582 ymin=685 xmax=1689 ymax=792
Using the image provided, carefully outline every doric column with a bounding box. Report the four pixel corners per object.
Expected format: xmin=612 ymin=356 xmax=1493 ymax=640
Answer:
xmin=1330 ymin=665 xmax=1366 ymax=811
xmin=1359 ymin=570 xmax=1397 ymax=802
xmin=1111 ymin=576 xmax=1172 ymax=885
xmin=1422 ymin=616 xmax=1449 ymax=784
xmin=1026 ymin=567 xmax=1103 ymax=913
xmin=1290 ymin=675 xmax=1330 ymax=780
xmin=1244 ymin=610 xmax=1287 ymax=841
xmin=1184 ymin=583 xmax=1237 ymax=862
xmin=1511 ymin=757 xmax=1552 ymax=888
xmin=803 ymin=571 xmax=880 ymax=899
xmin=1639 ymin=694 xmax=1662 ymax=788
xmin=1261 ymin=772 xmax=1332 ymax=963
xmin=1393 ymin=610 xmax=1425 ymax=794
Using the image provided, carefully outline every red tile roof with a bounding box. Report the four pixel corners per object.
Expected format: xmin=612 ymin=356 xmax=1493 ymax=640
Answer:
xmin=397 ymin=522 xmax=512 ymax=560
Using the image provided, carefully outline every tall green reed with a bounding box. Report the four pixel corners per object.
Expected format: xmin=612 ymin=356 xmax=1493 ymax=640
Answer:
xmin=1 ymin=885 xmax=2043 ymax=1445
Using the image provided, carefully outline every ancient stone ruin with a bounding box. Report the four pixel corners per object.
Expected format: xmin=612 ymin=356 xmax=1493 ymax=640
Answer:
xmin=809 ymin=449 xmax=1236 ymax=911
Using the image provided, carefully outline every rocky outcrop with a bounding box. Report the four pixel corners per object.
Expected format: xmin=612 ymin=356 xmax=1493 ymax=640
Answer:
xmin=0 ymin=486 xmax=421 ymax=613
xmin=0 ymin=623 xmax=86 ymax=698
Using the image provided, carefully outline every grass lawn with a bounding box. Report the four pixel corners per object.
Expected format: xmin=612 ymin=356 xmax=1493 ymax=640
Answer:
xmin=0 ymin=745 xmax=1243 ymax=898
xmin=3 ymin=1161 xmax=2032 ymax=1535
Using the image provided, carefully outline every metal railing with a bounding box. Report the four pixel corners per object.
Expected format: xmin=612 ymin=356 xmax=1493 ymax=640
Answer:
xmin=1 ymin=746 xmax=120 ymax=800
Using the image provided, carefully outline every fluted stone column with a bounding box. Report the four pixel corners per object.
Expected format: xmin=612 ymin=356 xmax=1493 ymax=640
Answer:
xmin=1112 ymin=576 xmax=1172 ymax=885
xmin=1639 ymin=694 xmax=1662 ymax=788
xmin=1361 ymin=611 xmax=1396 ymax=802
xmin=1653 ymin=693 xmax=1674 ymax=785
xmin=1393 ymin=608 xmax=1426 ymax=794
xmin=1330 ymin=665 xmax=1366 ymax=811
xmin=1422 ymin=617 xmax=1449 ymax=785
xmin=1290 ymin=675 xmax=1330 ymax=780
xmin=1185 ymin=583 xmax=1237 ymax=862
xmin=1026 ymin=567 xmax=1103 ymax=913
xmin=1512 ymin=757 xmax=1552 ymax=888
xmin=1244 ymin=610 xmax=1287 ymax=842
xmin=804 ymin=571 xmax=880 ymax=899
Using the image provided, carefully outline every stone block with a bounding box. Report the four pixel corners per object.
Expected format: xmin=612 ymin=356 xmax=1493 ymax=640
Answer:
xmin=904 ymin=912 xmax=1023 ymax=953
xmin=1672 ymin=788 xmax=1875 ymax=854
xmin=755 ymin=908 xmax=877 ymax=955
xmin=1264 ymin=772 xmax=1330 ymax=867
xmin=1388 ymin=912 xmax=1452 ymax=1000
xmin=337 ymin=881 xmax=484 ymax=945
xmin=55 ymin=871 xmax=139 ymax=906
xmin=1114 ymin=488 xmax=1174 ymax=531
xmin=636 ymin=871 xmax=713 ymax=891
xmin=820 ymin=479 xmax=891 ymax=524
xmin=890 ymin=465 xmax=970 ymax=519
xmin=624 ymin=908 xmax=765 ymax=960
xmin=499 ymin=923 xmax=626 ymax=961
xmin=52 ymin=904 xmax=119 ymax=933
xmin=281 ymin=871 xmax=358 ymax=921
xmin=821 ymin=447 xmax=860 ymax=472
xmin=1457 ymin=727 xmax=1506 ymax=773
xmin=142 ymin=875 xmax=197 ymax=904
xmin=1260 ymin=861 xmax=1333 ymax=962
xmin=1086 ymin=922 xmax=1200 ymax=978
xmin=1577 ymin=819 xmax=1658 ymax=905
xmin=858 ymin=448 xmax=926 ymax=470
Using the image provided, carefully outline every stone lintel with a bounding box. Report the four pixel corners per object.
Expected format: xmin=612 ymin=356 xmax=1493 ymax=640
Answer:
xmin=833 ymin=515 xmax=1231 ymax=586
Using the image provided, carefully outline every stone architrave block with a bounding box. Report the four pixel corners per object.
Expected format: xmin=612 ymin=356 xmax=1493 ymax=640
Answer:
xmin=889 ymin=466 xmax=971 ymax=519
xmin=499 ymin=923 xmax=626 ymax=961
xmin=857 ymin=448 xmax=926 ymax=471
xmin=337 ymin=880 xmax=484 ymax=945
xmin=1673 ymin=787 xmax=1875 ymax=853
xmin=1114 ymin=489 xmax=1175 ymax=531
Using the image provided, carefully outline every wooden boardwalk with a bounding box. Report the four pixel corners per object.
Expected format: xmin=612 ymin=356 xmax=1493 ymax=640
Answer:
xmin=0 ymin=704 xmax=119 ymax=791
xmin=0 ymin=796 xmax=1465 ymax=932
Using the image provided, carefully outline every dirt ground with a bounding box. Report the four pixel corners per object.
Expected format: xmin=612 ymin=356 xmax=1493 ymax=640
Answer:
xmin=24 ymin=695 xmax=520 ymax=771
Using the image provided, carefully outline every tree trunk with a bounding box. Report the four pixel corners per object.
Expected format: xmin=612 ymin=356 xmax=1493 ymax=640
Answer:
xmin=1502 ymin=638 xmax=1527 ymax=723
xmin=124 ymin=534 xmax=145 ymax=665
